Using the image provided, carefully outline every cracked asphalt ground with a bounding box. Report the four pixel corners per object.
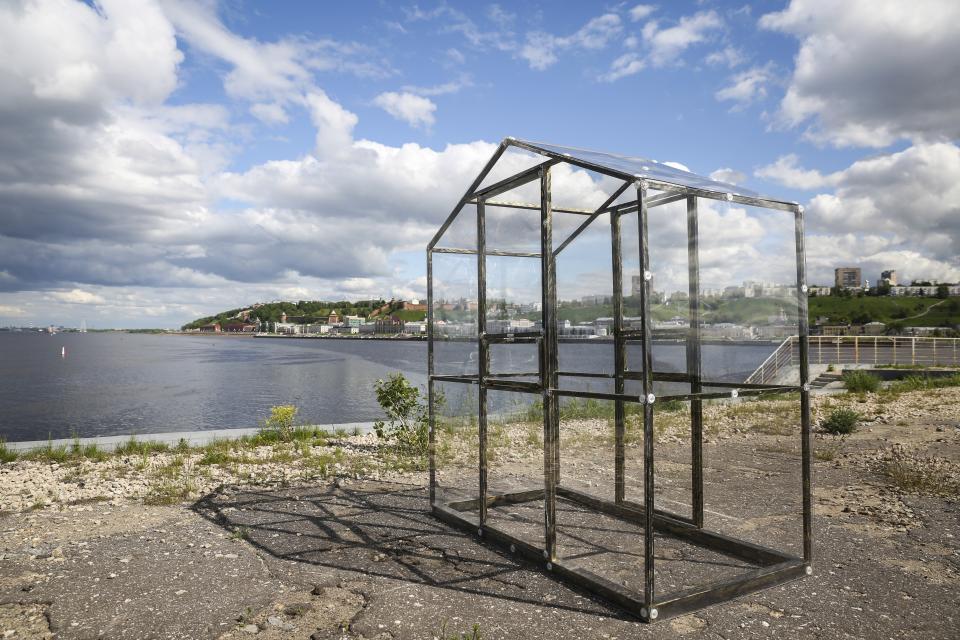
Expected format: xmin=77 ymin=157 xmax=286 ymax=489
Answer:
xmin=0 ymin=472 xmax=956 ymax=640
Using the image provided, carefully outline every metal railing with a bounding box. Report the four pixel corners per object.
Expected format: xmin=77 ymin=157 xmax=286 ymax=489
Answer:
xmin=745 ymin=337 xmax=795 ymax=385
xmin=746 ymin=335 xmax=960 ymax=384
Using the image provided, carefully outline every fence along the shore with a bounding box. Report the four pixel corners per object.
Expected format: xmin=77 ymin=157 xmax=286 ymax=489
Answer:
xmin=746 ymin=335 xmax=960 ymax=384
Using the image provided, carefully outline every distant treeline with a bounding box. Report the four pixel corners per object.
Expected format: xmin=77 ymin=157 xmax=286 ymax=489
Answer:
xmin=181 ymin=299 xmax=388 ymax=330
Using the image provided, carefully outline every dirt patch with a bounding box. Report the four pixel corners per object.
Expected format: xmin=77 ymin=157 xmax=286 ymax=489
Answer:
xmin=217 ymin=585 xmax=367 ymax=640
xmin=0 ymin=603 xmax=52 ymax=639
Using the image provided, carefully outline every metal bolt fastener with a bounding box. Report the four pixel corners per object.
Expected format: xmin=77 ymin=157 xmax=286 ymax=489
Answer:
xmin=509 ymin=544 xmax=516 ymax=553
xmin=800 ymin=284 xmax=808 ymax=293
xmin=731 ymin=389 xmax=739 ymax=398
xmin=546 ymin=562 xmax=553 ymax=571
xmin=643 ymin=270 xmax=652 ymax=281
xmin=805 ymin=565 xmax=813 ymax=575
xmin=646 ymin=393 xmax=656 ymax=404
xmin=649 ymin=608 xmax=659 ymax=620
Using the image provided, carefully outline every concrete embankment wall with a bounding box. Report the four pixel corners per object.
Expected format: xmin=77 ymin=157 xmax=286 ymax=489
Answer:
xmin=4 ymin=422 xmax=376 ymax=452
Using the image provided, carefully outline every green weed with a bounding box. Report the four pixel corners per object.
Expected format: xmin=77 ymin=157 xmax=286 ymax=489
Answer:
xmin=842 ymin=370 xmax=881 ymax=393
xmin=820 ymin=408 xmax=859 ymax=435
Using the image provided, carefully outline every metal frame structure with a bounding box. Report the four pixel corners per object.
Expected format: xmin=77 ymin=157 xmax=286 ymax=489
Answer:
xmin=426 ymin=138 xmax=812 ymax=622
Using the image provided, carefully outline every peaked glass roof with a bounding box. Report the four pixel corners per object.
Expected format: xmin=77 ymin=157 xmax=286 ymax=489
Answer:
xmin=513 ymin=139 xmax=785 ymax=203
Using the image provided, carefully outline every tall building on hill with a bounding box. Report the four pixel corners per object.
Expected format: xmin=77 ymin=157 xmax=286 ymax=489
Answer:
xmin=880 ymin=269 xmax=897 ymax=286
xmin=834 ymin=267 xmax=862 ymax=290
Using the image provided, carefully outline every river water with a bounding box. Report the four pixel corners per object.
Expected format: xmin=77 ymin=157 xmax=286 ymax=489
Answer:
xmin=0 ymin=332 xmax=776 ymax=442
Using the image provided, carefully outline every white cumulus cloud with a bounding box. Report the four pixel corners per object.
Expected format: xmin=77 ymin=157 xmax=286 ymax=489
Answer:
xmin=372 ymin=91 xmax=437 ymax=129
xmin=760 ymin=0 xmax=960 ymax=147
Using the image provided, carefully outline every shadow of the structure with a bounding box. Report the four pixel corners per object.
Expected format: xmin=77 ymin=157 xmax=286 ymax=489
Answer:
xmin=191 ymin=481 xmax=631 ymax=619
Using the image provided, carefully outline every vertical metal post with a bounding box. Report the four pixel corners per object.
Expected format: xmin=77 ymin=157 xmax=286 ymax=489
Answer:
xmin=794 ymin=205 xmax=813 ymax=567
xmin=637 ymin=182 xmax=656 ymax=609
xmin=476 ymin=199 xmax=489 ymax=528
xmin=854 ymin=336 xmax=859 ymax=364
xmin=427 ymin=250 xmax=436 ymax=506
xmin=911 ymin=337 xmax=916 ymax=365
xmin=540 ymin=167 xmax=558 ymax=561
xmin=611 ymin=210 xmax=626 ymax=503
xmin=686 ymin=196 xmax=704 ymax=528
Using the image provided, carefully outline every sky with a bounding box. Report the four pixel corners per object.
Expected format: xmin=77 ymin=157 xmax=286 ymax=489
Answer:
xmin=0 ymin=0 xmax=958 ymax=328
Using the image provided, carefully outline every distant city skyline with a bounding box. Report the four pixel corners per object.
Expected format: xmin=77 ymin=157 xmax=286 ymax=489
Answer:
xmin=1 ymin=1 xmax=958 ymax=328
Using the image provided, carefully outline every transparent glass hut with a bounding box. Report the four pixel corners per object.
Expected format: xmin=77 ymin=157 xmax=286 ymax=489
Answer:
xmin=427 ymin=138 xmax=812 ymax=622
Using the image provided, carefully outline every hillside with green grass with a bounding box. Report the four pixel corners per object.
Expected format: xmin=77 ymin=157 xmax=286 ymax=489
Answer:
xmin=809 ymin=295 xmax=960 ymax=327
xmin=182 ymin=299 xmax=394 ymax=330
xmin=552 ymin=294 xmax=959 ymax=330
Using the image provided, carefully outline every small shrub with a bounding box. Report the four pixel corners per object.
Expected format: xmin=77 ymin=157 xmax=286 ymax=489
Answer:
xmin=842 ymin=370 xmax=880 ymax=393
xmin=820 ymin=408 xmax=859 ymax=435
xmin=373 ymin=373 xmax=431 ymax=460
xmin=260 ymin=405 xmax=299 ymax=442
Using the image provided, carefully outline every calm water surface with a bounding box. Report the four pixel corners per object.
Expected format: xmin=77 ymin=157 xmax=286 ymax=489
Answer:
xmin=0 ymin=333 xmax=776 ymax=442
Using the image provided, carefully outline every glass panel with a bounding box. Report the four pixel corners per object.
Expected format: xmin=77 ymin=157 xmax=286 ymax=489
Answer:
xmin=697 ymin=199 xmax=804 ymax=558
xmin=475 ymin=146 xmax=548 ymax=192
xmin=701 ymin=392 xmax=803 ymax=557
xmin=551 ymin=166 xmax=627 ymax=213
xmin=696 ymin=201 xmax=801 ymax=385
xmin=485 ymin=255 xmax=541 ymax=329
xmin=484 ymin=389 xmax=545 ymax=548
xmin=517 ymin=139 xmax=780 ymax=200
xmin=489 ymin=342 xmax=539 ymax=379
xmin=484 ymin=205 xmax=541 ymax=254
xmin=435 ymin=204 xmax=476 ymax=250
xmin=433 ymin=381 xmax=479 ymax=509
xmin=554 ymin=210 xmax=615 ymax=384
xmin=432 ymin=252 xmax=477 ymax=376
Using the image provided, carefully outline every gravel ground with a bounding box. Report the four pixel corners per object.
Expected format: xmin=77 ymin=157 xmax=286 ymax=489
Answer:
xmin=0 ymin=387 xmax=957 ymax=638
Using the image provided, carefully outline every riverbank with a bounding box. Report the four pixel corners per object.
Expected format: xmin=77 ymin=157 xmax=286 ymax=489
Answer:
xmin=0 ymin=388 xmax=957 ymax=638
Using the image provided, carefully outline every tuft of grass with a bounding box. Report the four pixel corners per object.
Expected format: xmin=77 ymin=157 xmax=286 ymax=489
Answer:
xmin=820 ymin=407 xmax=859 ymax=435
xmin=438 ymin=621 xmax=483 ymax=640
xmin=22 ymin=441 xmax=69 ymax=464
xmin=69 ymin=439 xmax=108 ymax=462
xmin=229 ymin=526 xmax=250 ymax=541
xmin=877 ymin=449 xmax=959 ymax=498
xmin=0 ymin=439 xmax=18 ymax=464
xmin=144 ymin=478 xmax=197 ymax=505
xmin=114 ymin=437 xmax=170 ymax=456
xmin=842 ymin=370 xmax=881 ymax=393
xmin=814 ymin=440 xmax=841 ymax=461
